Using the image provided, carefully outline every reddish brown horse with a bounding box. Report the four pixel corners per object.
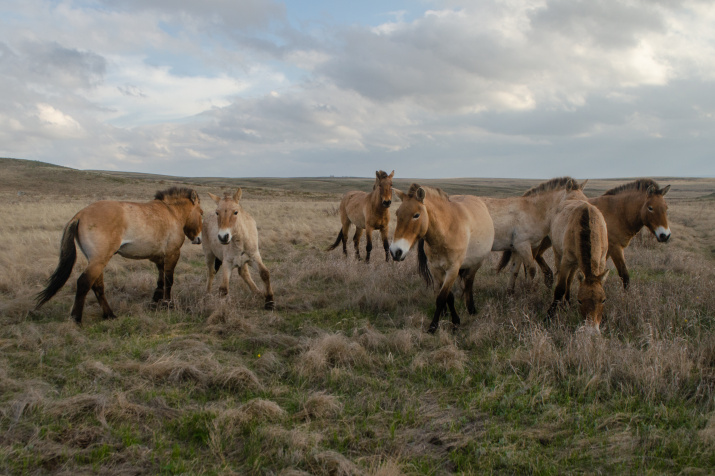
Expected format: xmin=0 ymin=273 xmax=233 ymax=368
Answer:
xmin=327 ymin=170 xmax=395 ymax=262
xmin=390 ymin=184 xmax=494 ymax=333
xmin=35 ymin=187 xmax=203 ymax=324
xmin=547 ymin=200 xmax=609 ymax=331
xmin=500 ymin=179 xmax=671 ymax=290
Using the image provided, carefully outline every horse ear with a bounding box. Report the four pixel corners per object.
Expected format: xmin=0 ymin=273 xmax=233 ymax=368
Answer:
xmin=375 ymin=171 xmax=381 ymax=179
xmin=646 ymin=185 xmax=656 ymax=196
xmin=661 ymin=184 xmax=671 ymax=196
xmin=234 ymin=188 xmax=243 ymax=201
xmin=598 ymin=269 xmax=610 ymax=284
xmin=580 ymin=179 xmax=589 ymax=191
xmin=415 ymin=187 xmax=426 ymax=203
xmin=190 ymin=190 xmax=199 ymax=204
xmin=577 ymin=270 xmax=585 ymax=282
xmin=208 ymin=192 xmax=221 ymax=205
xmin=389 ymin=170 xmax=394 ymax=178
xmin=394 ymin=189 xmax=406 ymax=201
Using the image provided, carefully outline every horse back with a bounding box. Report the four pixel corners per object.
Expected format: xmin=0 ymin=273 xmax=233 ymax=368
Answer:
xmin=588 ymin=194 xmax=638 ymax=247
xmin=442 ymin=195 xmax=494 ymax=265
xmin=556 ymin=201 xmax=608 ymax=275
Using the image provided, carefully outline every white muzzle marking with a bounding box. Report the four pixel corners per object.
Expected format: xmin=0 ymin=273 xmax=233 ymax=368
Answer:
xmin=654 ymin=226 xmax=671 ymax=242
xmin=218 ymin=228 xmax=232 ymax=244
xmin=389 ymin=238 xmax=411 ymax=261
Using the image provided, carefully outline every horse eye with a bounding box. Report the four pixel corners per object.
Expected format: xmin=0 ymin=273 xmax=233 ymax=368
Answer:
xmin=215 ymin=211 xmax=219 ymax=216
xmin=577 ymin=300 xmax=582 ymax=305
xmin=648 ymin=206 xmax=654 ymax=212
xmin=602 ymin=298 xmax=607 ymax=304
xmin=413 ymin=213 xmax=420 ymax=219
xmin=234 ymin=211 xmax=238 ymax=215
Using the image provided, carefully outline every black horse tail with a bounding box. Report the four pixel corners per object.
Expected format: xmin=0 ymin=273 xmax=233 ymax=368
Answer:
xmin=326 ymin=229 xmax=344 ymax=251
xmin=417 ymin=239 xmax=433 ymax=288
xmin=496 ymin=250 xmax=513 ymax=273
xmin=35 ymin=219 xmax=79 ymax=309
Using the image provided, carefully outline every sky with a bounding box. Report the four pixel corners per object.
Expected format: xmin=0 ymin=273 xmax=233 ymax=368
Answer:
xmin=1 ymin=0 xmax=714 ymax=179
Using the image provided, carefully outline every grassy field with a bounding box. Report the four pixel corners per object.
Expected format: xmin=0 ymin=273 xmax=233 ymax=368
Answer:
xmin=1 ymin=158 xmax=714 ymax=475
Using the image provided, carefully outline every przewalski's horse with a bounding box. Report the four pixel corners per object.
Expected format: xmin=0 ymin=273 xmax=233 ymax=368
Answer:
xmin=35 ymin=188 xmax=203 ymax=324
xmin=547 ymin=200 xmax=609 ymax=331
xmin=482 ymin=177 xmax=587 ymax=293
xmin=501 ymin=178 xmax=671 ymax=290
xmin=203 ymin=189 xmax=274 ymax=310
xmin=390 ymin=184 xmax=494 ymax=333
xmin=327 ymin=170 xmax=395 ymax=263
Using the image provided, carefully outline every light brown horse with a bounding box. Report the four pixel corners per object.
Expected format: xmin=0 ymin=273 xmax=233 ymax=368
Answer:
xmin=390 ymin=184 xmax=494 ymax=333
xmin=203 ymin=189 xmax=274 ymax=309
xmin=35 ymin=187 xmax=203 ymax=324
xmin=481 ymin=177 xmax=587 ymax=293
xmin=327 ymin=170 xmax=395 ymax=262
xmin=501 ymin=178 xmax=671 ymax=290
xmin=546 ymin=200 xmax=609 ymax=331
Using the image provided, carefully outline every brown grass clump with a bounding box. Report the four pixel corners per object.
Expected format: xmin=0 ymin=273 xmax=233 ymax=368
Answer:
xmin=412 ymin=343 xmax=468 ymax=373
xmin=297 ymin=333 xmax=369 ymax=377
xmin=309 ymin=449 xmax=362 ymax=476
xmin=297 ymin=391 xmax=343 ymax=421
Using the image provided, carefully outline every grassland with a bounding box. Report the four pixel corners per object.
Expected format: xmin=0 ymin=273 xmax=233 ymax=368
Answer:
xmin=1 ymin=158 xmax=714 ymax=475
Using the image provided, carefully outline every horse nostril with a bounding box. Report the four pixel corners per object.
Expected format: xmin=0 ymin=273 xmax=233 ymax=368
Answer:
xmin=391 ymin=249 xmax=402 ymax=260
xmin=383 ymin=200 xmax=391 ymax=208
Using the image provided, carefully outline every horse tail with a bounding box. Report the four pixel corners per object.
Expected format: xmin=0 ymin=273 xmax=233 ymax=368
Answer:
xmin=35 ymin=219 xmax=79 ymax=309
xmin=496 ymin=250 xmax=512 ymax=273
xmin=417 ymin=239 xmax=433 ymax=288
xmin=326 ymin=229 xmax=344 ymax=251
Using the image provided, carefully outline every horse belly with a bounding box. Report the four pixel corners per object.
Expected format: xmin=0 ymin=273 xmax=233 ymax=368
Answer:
xmin=117 ymin=240 xmax=162 ymax=259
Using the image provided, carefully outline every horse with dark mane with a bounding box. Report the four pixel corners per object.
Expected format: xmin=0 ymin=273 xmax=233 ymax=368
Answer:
xmin=546 ymin=200 xmax=609 ymax=331
xmin=327 ymin=170 xmax=395 ymax=263
xmin=390 ymin=184 xmax=494 ymax=333
xmin=500 ymin=178 xmax=671 ymax=290
xmin=35 ymin=187 xmax=203 ymax=324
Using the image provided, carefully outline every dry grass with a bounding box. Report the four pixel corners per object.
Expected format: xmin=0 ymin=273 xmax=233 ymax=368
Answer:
xmin=1 ymin=159 xmax=714 ymax=474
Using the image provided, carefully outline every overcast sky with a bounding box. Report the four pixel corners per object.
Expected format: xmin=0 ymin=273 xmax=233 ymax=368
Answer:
xmin=1 ymin=0 xmax=714 ymax=178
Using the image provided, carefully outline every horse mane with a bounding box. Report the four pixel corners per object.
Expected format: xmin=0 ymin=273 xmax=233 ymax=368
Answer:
xmin=522 ymin=177 xmax=580 ymax=197
xmin=407 ymin=183 xmax=450 ymax=201
xmin=579 ymin=206 xmax=593 ymax=277
xmin=602 ymin=178 xmax=662 ymax=196
xmin=154 ymin=187 xmax=196 ymax=202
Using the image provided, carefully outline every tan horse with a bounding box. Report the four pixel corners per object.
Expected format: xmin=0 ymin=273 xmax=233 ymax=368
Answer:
xmin=390 ymin=184 xmax=494 ymax=333
xmin=327 ymin=170 xmax=395 ymax=262
xmin=501 ymin=178 xmax=671 ymax=290
xmin=35 ymin=187 xmax=203 ymax=324
xmin=481 ymin=177 xmax=587 ymax=293
xmin=203 ymin=189 xmax=274 ymax=310
xmin=546 ymin=200 xmax=609 ymax=331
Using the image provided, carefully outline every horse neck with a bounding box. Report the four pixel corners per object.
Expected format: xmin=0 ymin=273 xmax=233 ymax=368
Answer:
xmin=593 ymin=193 xmax=644 ymax=236
xmin=422 ymin=197 xmax=453 ymax=247
xmin=368 ymin=186 xmax=383 ymax=211
xmin=166 ymin=199 xmax=193 ymax=222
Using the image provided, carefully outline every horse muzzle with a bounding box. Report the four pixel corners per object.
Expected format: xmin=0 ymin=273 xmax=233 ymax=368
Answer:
xmin=191 ymin=235 xmax=202 ymax=245
xmin=389 ymin=239 xmax=410 ymax=261
xmin=218 ymin=232 xmax=232 ymax=245
xmin=382 ymin=200 xmax=392 ymax=208
xmin=654 ymin=226 xmax=671 ymax=243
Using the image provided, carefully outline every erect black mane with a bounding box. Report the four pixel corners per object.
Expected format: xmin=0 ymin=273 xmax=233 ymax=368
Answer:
xmin=523 ymin=177 xmax=580 ymax=197
xmin=602 ymin=179 xmax=661 ymax=196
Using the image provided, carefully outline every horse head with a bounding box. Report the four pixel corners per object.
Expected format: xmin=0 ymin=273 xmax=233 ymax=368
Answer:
xmin=642 ymin=184 xmax=671 ymax=243
xmin=577 ymin=270 xmax=609 ymax=332
xmin=390 ymin=184 xmax=429 ymax=261
xmin=209 ymin=188 xmax=243 ymax=245
xmin=183 ymin=190 xmax=203 ymax=244
xmin=375 ymin=170 xmax=395 ymax=208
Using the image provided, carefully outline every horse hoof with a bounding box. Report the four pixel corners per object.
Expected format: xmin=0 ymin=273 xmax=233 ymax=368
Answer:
xmin=264 ymin=300 xmax=275 ymax=310
xmin=427 ymin=324 xmax=438 ymax=334
xmin=103 ymin=313 xmax=117 ymax=320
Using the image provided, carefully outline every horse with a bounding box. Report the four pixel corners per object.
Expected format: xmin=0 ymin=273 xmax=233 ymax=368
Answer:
xmin=546 ymin=200 xmax=609 ymax=331
xmin=327 ymin=170 xmax=395 ymax=263
xmin=389 ymin=184 xmax=494 ymax=333
xmin=203 ymin=189 xmax=275 ymax=310
xmin=35 ymin=187 xmax=203 ymax=324
xmin=480 ymin=177 xmax=587 ymax=293
xmin=500 ymin=179 xmax=671 ymax=290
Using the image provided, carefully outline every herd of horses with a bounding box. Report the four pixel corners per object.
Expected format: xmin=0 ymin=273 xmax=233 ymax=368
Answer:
xmin=34 ymin=172 xmax=671 ymax=334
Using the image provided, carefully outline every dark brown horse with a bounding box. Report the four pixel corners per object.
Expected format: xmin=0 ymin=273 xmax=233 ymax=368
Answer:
xmin=327 ymin=170 xmax=395 ymax=262
xmin=35 ymin=188 xmax=203 ymax=324
xmin=500 ymin=179 xmax=671 ymax=290
xmin=390 ymin=184 xmax=494 ymax=333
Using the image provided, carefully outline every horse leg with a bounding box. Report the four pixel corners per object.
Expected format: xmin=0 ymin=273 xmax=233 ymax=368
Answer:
xmin=534 ymin=237 xmax=554 ymax=288
xmin=513 ymin=242 xmax=536 ymax=290
xmin=364 ymin=226 xmax=374 ymax=263
xmin=71 ymin=261 xmax=107 ymax=324
xmin=547 ymin=261 xmax=570 ymax=320
xmin=162 ymin=252 xmax=181 ymax=301
xmin=380 ymin=227 xmax=390 ymax=262
xmin=507 ymin=255 xmax=521 ymax=294
xmin=91 ymin=272 xmax=116 ymax=319
xmin=609 ymin=245 xmax=629 ymax=290
xmin=428 ymin=267 xmax=458 ymax=334
xmin=564 ymin=267 xmax=577 ymax=304
xmin=218 ymin=257 xmax=232 ymax=297
xmin=341 ymin=221 xmax=350 ymax=257
xmin=205 ymin=249 xmax=217 ymax=293
xmin=352 ymin=228 xmax=364 ymax=260
xmin=251 ymin=256 xmax=275 ymax=310
xmin=463 ymin=266 xmax=480 ymax=315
